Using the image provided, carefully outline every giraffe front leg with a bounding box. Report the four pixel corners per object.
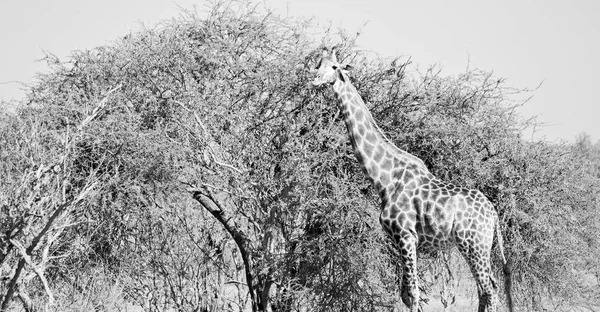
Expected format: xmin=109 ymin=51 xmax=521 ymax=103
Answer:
xmin=398 ymin=235 xmax=421 ymax=312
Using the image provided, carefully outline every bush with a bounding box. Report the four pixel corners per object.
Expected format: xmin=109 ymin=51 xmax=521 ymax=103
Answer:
xmin=1 ymin=1 xmax=598 ymax=311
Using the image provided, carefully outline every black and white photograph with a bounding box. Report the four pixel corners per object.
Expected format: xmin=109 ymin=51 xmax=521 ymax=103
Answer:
xmin=1 ymin=1 xmax=598 ymax=311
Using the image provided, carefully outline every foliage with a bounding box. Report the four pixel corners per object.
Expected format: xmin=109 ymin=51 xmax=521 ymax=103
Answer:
xmin=0 ymin=1 xmax=599 ymax=311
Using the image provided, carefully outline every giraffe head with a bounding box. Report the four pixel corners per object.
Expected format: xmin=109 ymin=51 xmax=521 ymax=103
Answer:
xmin=311 ymin=48 xmax=353 ymax=87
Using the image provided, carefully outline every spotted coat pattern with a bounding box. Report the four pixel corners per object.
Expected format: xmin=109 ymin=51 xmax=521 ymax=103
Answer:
xmin=311 ymin=49 xmax=511 ymax=312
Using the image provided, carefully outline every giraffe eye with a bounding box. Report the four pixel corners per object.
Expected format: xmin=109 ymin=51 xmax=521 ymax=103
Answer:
xmin=332 ymin=65 xmax=338 ymax=70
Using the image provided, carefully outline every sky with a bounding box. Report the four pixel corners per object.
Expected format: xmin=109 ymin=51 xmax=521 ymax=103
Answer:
xmin=1 ymin=0 xmax=599 ymax=142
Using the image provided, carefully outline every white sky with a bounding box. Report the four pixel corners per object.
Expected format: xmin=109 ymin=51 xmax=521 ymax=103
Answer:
xmin=1 ymin=0 xmax=598 ymax=142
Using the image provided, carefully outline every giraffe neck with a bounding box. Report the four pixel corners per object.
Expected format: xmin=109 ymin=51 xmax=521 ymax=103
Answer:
xmin=333 ymin=79 xmax=427 ymax=193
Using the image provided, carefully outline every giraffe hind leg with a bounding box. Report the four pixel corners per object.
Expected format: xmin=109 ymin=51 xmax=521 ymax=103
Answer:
xmin=456 ymin=243 xmax=499 ymax=312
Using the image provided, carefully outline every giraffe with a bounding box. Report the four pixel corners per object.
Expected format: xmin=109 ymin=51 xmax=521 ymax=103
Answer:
xmin=309 ymin=48 xmax=514 ymax=312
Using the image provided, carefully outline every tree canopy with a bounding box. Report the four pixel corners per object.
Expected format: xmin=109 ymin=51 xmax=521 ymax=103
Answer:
xmin=1 ymin=1 xmax=599 ymax=311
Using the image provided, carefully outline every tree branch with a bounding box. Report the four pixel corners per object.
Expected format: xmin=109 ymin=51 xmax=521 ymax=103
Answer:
xmin=9 ymin=239 xmax=54 ymax=306
xmin=192 ymin=190 xmax=258 ymax=312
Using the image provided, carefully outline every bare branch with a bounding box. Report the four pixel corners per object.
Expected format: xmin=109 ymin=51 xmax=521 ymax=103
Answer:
xmin=206 ymin=146 xmax=244 ymax=174
xmin=9 ymin=240 xmax=54 ymax=306
xmin=192 ymin=190 xmax=258 ymax=312
xmin=78 ymin=84 xmax=123 ymax=131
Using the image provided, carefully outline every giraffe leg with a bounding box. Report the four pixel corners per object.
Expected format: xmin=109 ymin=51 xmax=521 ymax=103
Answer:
xmin=457 ymin=244 xmax=499 ymax=312
xmin=397 ymin=234 xmax=421 ymax=312
xmin=486 ymin=265 xmax=500 ymax=311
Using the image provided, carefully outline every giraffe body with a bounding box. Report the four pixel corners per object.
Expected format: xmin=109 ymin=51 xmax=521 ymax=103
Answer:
xmin=311 ymin=49 xmax=513 ymax=312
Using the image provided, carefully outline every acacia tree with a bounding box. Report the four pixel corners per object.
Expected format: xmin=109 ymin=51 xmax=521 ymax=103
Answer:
xmin=0 ymin=85 xmax=121 ymax=311
xmin=1 ymin=1 xmax=599 ymax=311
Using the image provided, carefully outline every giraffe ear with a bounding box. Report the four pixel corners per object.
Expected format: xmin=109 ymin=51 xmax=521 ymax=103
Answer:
xmin=330 ymin=47 xmax=339 ymax=63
